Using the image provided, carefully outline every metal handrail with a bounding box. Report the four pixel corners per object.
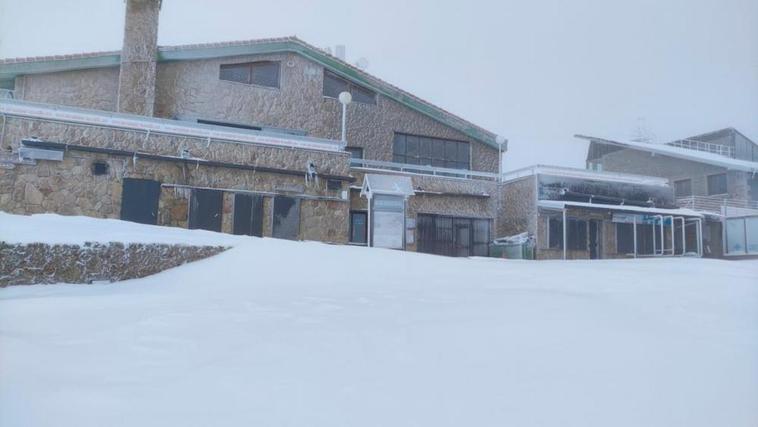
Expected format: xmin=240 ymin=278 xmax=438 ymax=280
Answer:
xmin=350 ymin=158 xmax=500 ymax=181
xmin=676 ymin=195 xmax=758 ymax=216
xmin=668 ymin=139 xmax=734 ymax=158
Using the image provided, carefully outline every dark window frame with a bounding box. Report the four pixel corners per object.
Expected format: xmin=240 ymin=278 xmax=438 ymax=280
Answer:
xmin=707 ymin=173 xmax=728 ymax=196
xmin=416 ymin=213 xmax=490 ymax=257
xmin=392 ymin=132 xmax=470 ymax=170
xmin=616 ymin=223 xmax=634 ymax=254
xmin=322 ymin=70 xmax=376 ymax=104
xmin=673 ymin=178 xmax=692 ymax=197
xmin=345 ymin=146 xmax=364 ymax=160
xmin=219 ymin=61 xmax=281 ymax=89
xmin=349 ymin=210 xmax=368 ymax=245
xmin=547 ymin=217 xmax=588 ymax=251
xmin=91 ymin=160 xmax=109 ymax=176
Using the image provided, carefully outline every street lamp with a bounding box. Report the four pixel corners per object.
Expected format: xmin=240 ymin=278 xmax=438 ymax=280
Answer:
xmin=338 ymin=91 xmax=352 ymax=144
xmin=495 ymin=135 xmax=507 ymax=182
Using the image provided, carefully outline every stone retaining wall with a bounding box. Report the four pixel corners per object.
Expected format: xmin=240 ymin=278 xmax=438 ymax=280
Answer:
xmin=0 ymin=242 xmax=227 ymax=286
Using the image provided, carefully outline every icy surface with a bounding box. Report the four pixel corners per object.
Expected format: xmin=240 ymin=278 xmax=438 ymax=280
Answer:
xmin=0 ymin=212 xmax=246 ymax=246
xmin=1 ymin=216 xmax=757 ymax=426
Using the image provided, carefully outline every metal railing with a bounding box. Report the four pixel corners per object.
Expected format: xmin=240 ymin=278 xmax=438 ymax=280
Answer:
xmin=350 ymin=158 xmax=500 ymax=181
xmin=676 ymin=195 xmax=758 ymax=217
xmin=668 ymin=138 xmax=734 ymax=158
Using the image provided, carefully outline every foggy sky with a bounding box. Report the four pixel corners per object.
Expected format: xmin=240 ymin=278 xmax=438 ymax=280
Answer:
xmin=1 ymin=0 xmax=756 ymax=171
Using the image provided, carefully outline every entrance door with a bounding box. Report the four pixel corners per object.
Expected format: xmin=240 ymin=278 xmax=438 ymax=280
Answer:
xmin=589 ymin=219 xmax=601 ymax=259
xmin=272 ymin=196 xmax=300 ymax=240
xmin=371 ymin=194 xmax=405 ymax=249
xmin=189 ymin=189 xmax=223 ymax=232
xmin=454 ymin=218 xmax=472 ymax=257
xmin=120 ymin=178 xmax=161 ymax=225
xmin=233 ymin=193 xmax=264 ymax=237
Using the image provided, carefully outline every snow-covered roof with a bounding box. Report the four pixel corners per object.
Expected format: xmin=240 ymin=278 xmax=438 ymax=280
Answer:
xmin=361 ymin=174 xmax=415 ymax=198
xmin=502 ymin=164 xmax=670 ymax=186
xmin=538 ymin=200 xmax=703 ymax=217
xmin=575 ymin=134 xmax=758 ymax=173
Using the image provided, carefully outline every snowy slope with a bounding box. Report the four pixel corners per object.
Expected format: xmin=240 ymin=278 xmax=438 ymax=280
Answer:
xmin=1 ymin=217 xmax=757 ymax=427
xmin=0 ymin=212 xmax=246 ymax=246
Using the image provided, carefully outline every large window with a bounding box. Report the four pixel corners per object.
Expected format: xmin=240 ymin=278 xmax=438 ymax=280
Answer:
xmin=392 ymin=133 xmax=470 ymax=170
xmin=707 ymin=173 xmax=727 ymax=195
xmin=417 ymin=214 xmax=490 ymax=257
xmin=220 ymin=61 xmax=280 ymax=88
xmin=547 ymin=217 xmax=587 ymax=250
xmin=616 ymin=223 xmax=634 ymax=254
xmin=323 ymin=70 xmax=376 ymax=104
xmin=674 ymin=179 xmax=692 ymax=197
xmin=350 ymin=211 xmax=368 ymax=244
xmin=725 ymin=216 xmax=758 ymax=255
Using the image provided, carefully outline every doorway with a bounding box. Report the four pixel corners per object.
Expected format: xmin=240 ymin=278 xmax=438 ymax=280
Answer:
xmin=120 ymin=178 xmax=161 ymax=225
xmin=189 ymin=189 xmax=223 ymax=232
xmin=589 ymin=219 xmax=601 ymax=259
xmin=232 ymin=193 xmax=264 ymax=237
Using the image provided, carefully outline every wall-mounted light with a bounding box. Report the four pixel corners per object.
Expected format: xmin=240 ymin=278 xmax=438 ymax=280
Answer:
xmin=338 ymin=91 xmax=352 ymax=144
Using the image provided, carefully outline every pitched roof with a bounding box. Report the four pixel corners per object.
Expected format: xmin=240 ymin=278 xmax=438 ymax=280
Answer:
xmin=0 ymin=36 xmax=500 ymax=149
xmin=575 ymin=134 xmax=758 ymax=173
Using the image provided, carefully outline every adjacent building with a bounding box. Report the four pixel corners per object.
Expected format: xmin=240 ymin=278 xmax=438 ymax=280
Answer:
xmin=579 ymin=129 xmax=758 ymax=258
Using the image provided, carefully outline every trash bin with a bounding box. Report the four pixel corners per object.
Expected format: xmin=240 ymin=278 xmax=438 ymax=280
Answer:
xmin=492 ymin=232 xmax=534 ymax=260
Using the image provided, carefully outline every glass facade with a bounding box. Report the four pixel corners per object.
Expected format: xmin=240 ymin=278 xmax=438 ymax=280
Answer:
xmin=392 ymin=133 xmax=470 ymax=170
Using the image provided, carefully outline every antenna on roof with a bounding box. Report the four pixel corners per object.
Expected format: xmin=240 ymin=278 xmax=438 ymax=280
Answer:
xmin=630 ymin=117 xmax=656 ymax=143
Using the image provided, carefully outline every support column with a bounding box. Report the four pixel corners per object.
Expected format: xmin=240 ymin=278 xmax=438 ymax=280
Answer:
xmin=562 ymin=209 xmax=567 ymax=260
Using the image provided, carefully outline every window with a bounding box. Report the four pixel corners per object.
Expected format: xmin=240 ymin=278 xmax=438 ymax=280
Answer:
xmin=323 ymin=70 xmax=376 ymax=104
xmin=547 ymin=217 xmax=587 ymax=250
xmin=392 ymin=133 xmax=470 ymax=170
xmin=417 ymin=214 xmax=490 ymax=257
xmin=327 ymin=179 xmax=342 ymax=191
xmin=707 ymin=173 xmax=727 ymax=195
xmin=350 ymin=211 xmax=368 ymax=244
xmin=616 ymin=223 xmax=634 ymax=254
xmin=345 ymin=146 xmax=364 ymax=159
xmin=725 ymin=217 xmax=758 ymax=255
xmin=219 ymin=61 xmax=280 ymax=88
xmin=91 ymin=161 xmax=109 ymax=176
xmin=673 ymin=179 xmax=692 ymax=197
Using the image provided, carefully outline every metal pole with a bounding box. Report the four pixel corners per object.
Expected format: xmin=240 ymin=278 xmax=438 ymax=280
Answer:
xmin=679 ymin=217 xmax=686 ymax=256
xmin=633 ymin=216 xmax=638 ymax=258
xmin=341 ymin=102 xmax=347 ymax=143
xmin=698 ymin=218 xmax=703 ymax=257
xmin=562 ymin=209 xmax=567 ymax=260
xmin=367 ymin=197 xmax=372 ymax=247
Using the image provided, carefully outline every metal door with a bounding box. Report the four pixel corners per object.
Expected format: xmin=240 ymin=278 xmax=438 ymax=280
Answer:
xmin=272 ymin=196 xmax=300 ymax=240
xmin=120 ymin=178 xmax=161 ymax=225
xmin=233 ymin=193 xmax=264 ymax=237
xmin=189 ymin=189 xmax=223 ymax=232
xmin=589 ymin=219 xmax=601 ymax=259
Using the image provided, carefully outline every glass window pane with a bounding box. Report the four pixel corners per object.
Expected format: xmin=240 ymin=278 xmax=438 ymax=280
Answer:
xmin=674 ymin=179 xmax=692 ymax=197
xmin=393 ymin=134 xmax=406 ymax=155
xmin=725 ymin=218 xmax=746 ymax=254
xmin=445 ymin=141 xmax=458 ymax=161
xmin=251 ymin=61 xmax=280 ymax=88
xmin=220 ymin=63 xmax=251 ymax=84
xmin=406 ymin=135 xmax=419 ymax=157
xmin=432 ymin=140 xmax=445 ymax=159
xmin=458 ymin=142 xmax=470 ymax=164
xmin=346 ymin=146 xmax=363 ymax=159
xmin=419 ymin=137 xmax=431 ymax=161
xmin=323 ymin=71 xmax=348 ymax=98
xmin=549 ymin=217 xmax=562 ymax=249
xmin=351 ymin=84 xmax=376 ymax=104
xmin=707 ymin=173 xmax=727 ymax=195
xmin=746 ymin=217 xmax=758 ymax=253
xmin=350 ymin=212 xmax=367 ymax=244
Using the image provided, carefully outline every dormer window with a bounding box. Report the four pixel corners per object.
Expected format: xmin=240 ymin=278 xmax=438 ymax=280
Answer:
xmin=220 ymin=61 xmax=280 ymax=88
xmin=323 ymin=70 xmax=376 ymax=104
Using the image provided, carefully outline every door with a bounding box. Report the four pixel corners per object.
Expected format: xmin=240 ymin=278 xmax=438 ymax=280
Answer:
xmin=120 ymin=178 xmax=161 ymax=225
xmin=272 ymin=196 xmax=300 ymax=240
xmin=589 ymin=219 xmax=601 ymax=259
xmin=371 ymin=195 xmax=405 ymax=249
xmin=233 ymin=193 xmax=264 ymax=237
xmin=189 ymin=189 xmax=223 ymax=232
xmin=454 ymin=218 xmax=472 ymax=257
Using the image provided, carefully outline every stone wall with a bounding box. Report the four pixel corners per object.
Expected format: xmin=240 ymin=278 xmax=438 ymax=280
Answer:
xmin=0 ymin=116 xmax=351 ymax=244
xmin=0 ymin=242 xmax=226 ymax=286
xmin=498 ymin=176 xmax=537 ymax=239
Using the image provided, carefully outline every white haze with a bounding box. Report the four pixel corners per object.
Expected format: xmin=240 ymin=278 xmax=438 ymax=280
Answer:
xmin=0 ymin=0 xmax=756 ymax=171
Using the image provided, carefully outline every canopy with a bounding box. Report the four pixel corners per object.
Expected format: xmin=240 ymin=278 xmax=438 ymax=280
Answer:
xmin=360 ymin=174 xmax=415 ymax=199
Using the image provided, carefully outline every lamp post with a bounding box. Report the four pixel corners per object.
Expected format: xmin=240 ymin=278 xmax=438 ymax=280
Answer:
xmin=338 ymin=91 xmax=352 ymax=144
xmin=495 ymin=135 xmax=507 ymax=182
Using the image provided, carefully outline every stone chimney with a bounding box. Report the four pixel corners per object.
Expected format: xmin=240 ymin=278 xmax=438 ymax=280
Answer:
xmin=117 ymin=0 xmax=161 ymax=116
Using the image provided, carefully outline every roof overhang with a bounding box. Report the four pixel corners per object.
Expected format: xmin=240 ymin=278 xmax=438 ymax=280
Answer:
xmin=575 ymin=134 xmax=758 ymax=173
xmin=361 ymin=174 xmax=415 ymax=199
xmin=538 ymin=200 xmax=703 ymax=217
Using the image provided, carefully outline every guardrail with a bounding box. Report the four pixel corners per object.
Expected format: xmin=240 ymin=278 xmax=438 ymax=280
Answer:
xmin=668 ymin=139 xmax=734 ymax=158
xmin=350 ymin=158 xmax=500 ymax=181
xmin=676 ymin=195 xmax=758 ymax=217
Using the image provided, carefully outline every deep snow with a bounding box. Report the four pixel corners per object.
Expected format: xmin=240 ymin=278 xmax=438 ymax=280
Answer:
xmin=1 ymin=214 xmax=757 ymax=427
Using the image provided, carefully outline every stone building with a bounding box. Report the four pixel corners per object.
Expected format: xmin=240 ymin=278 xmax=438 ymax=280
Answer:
xmin=499 ymin=165 xmax=704 ymax=260
xmin=0 ymin=0 xmax=505 ymax=256
xmin=578 ymin=130 xmax=758 ymax=258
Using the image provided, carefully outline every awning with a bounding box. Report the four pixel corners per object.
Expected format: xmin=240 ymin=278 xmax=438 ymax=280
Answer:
xmin=538 ymin=200 xmax=703 ymax=217
xmin=361 ymin=174 xmax=415 ymax=199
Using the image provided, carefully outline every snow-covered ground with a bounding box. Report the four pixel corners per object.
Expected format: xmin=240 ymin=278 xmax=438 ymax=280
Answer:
xmin=1 ymin=214 xmax=757 ymax=427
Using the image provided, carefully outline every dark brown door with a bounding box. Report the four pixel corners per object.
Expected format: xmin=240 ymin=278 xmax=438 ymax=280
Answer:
xmin=189 ymin=189 xmax=223 ymax=232
xmin=120 ymin=178 xmax=161 ymax=225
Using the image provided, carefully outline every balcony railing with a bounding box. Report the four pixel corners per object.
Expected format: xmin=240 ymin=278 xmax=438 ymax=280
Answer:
xmin=350 ymin=158 xmax=500 ymax=181
xmin=668 ymin=138 xmax=734 ymax=158
xmin=676 ymin=195 xmax=758 ymax=217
